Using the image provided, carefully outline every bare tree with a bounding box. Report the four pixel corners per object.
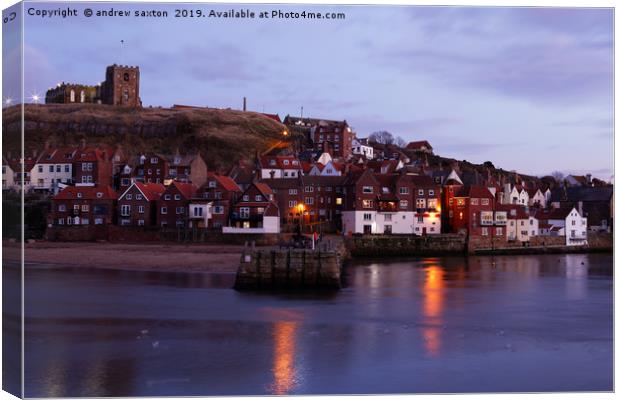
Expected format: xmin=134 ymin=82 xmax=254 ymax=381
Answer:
xmin=394 ymin=136 xmax=407 ymax=148
xmin=551 ymin=171 xmax=565 ymax=182
xmin=369 ymin=131 xmax=395 ymax=145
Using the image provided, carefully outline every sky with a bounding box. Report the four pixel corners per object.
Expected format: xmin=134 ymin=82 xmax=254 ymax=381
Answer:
xmin=4 ymin=3 xmax=614 ymax=179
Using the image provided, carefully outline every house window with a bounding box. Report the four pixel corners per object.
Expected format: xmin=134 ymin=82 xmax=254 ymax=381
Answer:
xmin=400 ymin=200 xmax=408 ymax=209
xmin=49 ymin=165 xmax=54 ymax=173
xmin=208 ymin=181 xmax=217 ymax=188
xmin=305 ymin=197 xmax=314 ymax=205
xmin=470 ymin=198 xmax=479 ymax=205
xmin=336 ymin=197 xmax=342 ymax=205
xmin=240 ymin=207 xmax=250 ymax=218
xmin=427 ymin=199 xmax=437 ymax=209
xmin=255 ymin=195 xmax=262 ymax=201
xmin=215 ymin=192 xmax=222 ymax=199
xmin=121 ymin=178 xmax=130 ymax=186
xmin=126 ymin=194 xmax=132 ymax=200
xmin=481 ymin=198 xmax=490 ymax=206
xmin=164 ymin=194 xmax=171 ymax=200
xmin=121 ymin=219 xmax=131 ymax=226
xmin=257 ymin=207 xmax=265 ymax=214
xmin=289 ymin=201 xmax=296 ymax=208
xmin=363 ymin=213 xmax=372 ymax=221
xmin=399 ymin=187 xmax=409 ymax=195
xmin=161 ymin=206 xmax=167 ymax=214
xmin=289 ymin=189 xmax=298 ymax=195
xmin=136 ymin=194 xmax=143 ymax=200
xmin=77 ymin=193 xmax=83 ymax=198
xmin=174 ymin=194 xmax=181 ymax=200
xmin=138 ymin=219 xmax=145 ymax=226
xmin=176 ymin=207 xmax=185 ymax=214
xmin=38 ymin=165 xmax=43 ymax=173
xmin=429 ymin=189 xmax=435 ymax=196
xmin=418 ymin=189 xmax=424 ymax=196
xmin=58 ymin=204 xmax=66 ymax=212
xmin=65 ymin=165 xmax=70 ymax=173
xmin=384 ymin=214 xmax=392 ymax=222
xmin=481 ymin=227 xmax=489 ymax=236
xmin=416 ymin=199 xmax=426 ymax=209
xmin=362 ymin=186 xmax=373 ymax=194
xmin=496 ymin=227 xmax=503 ymax=236
xmin=81 ymin=176 xmax=93 ymax=183
xmin=120 ymin=204 xmax=131 ymax=216
xmin=243 ymin=195 xmax=249 ymax=201
xmin=138 ymin=205 xmax=144 ymax=214
xmin=305 ymin=186 xmax=314 ymax=193
xmin=214 ymin=206 xmax=224 ymax=214
xmin=194 ymin=207 xmax=203 ymax=217
xmin=57 ymin=218 xmax=64 ymax=225
xmin=362 ymin=199 xmax=373 ymax=209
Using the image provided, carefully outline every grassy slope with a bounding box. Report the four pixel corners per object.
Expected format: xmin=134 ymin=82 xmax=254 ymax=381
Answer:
xmin=3 ymin=104 xmax=287 ymax=170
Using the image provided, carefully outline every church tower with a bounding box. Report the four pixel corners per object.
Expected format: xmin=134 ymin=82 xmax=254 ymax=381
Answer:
xmin=101 ymin=64 xmax=141 ymax=107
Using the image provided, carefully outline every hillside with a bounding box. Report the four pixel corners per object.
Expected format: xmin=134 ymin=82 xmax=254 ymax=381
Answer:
xmin=2 ymin=104 xmax=287 ymax=170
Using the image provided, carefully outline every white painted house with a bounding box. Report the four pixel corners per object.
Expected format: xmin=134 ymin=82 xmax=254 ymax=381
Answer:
xmin=30 ymin=148 xmax=75 ymax=193
xmin=352 ymin=138 xmax=374 ymax=160
xmin=539 ymin=206 xmax=588 ymax=246
xmin=528 ymin=188 xmax=546 ymax=208
xmin=189 ymin=202 xmax=213 ymax=229
xmin=2 ymin=160 xmax=15 ymax=190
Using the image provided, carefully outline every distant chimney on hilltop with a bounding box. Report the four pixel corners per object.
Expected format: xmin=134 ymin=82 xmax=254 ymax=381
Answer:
xmin=243 ymin=97 xmax=247 ymax=112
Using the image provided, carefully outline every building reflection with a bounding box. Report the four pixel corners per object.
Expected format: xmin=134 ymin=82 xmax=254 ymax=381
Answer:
xmin=270 ymin=321 xmax=299 ymax=395
xmin=422 ymin=265 xmax=445 ymax=357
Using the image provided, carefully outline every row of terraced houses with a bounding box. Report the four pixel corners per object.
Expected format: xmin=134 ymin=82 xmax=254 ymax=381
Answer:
xmin=3 ymin=115 xmax=612 ymax=246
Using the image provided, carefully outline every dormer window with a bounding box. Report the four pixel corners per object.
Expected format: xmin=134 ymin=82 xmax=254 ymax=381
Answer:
xmin=174 ymin=157 xmax=181 ymax=165
xmin=208 ymin=181 xmax=216 ymax=188
xmin=269 ymin=159 xmax=276 ymax=166
xmin=151 ymin=157 xmax=158 ymax=164
xmin=283 ymin=159 xmax=290 ymax=165
xmin=96 ymin=192 xmax=103 ymax=198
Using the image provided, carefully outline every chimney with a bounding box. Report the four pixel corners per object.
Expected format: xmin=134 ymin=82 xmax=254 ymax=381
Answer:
xmin=586 ymin=174 xmax=592 ymax=186
xmin=578 ymin=201 xmax=583 ymax=216
xmin=243 ymin=97 xmax=247 ymax=112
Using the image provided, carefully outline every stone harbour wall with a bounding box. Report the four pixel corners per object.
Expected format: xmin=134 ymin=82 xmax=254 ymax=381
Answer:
xmin=344 ymin=234 xmax=467 ymax=257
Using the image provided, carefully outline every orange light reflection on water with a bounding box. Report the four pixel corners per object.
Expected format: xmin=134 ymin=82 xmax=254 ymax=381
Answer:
xmin=270 ymin=321 xmax=299 ymax=395
xmin=422 ymin=265 xmax=445 ymax=357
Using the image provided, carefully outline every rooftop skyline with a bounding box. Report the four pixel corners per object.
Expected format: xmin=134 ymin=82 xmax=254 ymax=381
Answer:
xmin=5 ymin=3 xmax=613 ymax=180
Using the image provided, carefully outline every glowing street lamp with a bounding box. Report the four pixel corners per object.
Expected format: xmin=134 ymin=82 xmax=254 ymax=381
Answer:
xmin=282 ymin=130 xmax=289 ymax=137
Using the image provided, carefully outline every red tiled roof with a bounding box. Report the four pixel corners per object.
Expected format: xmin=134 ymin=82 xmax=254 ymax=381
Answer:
xmin=455 ymin=185 xmax=494 ymax=198
xmin=170 ymin=181 xmax=198 ymax=199
xmin=260 ymin=113 xmax=281 ymax=123
xmin=208 ymin=172 xmax=242 ymax=192
xmin=54 ymin=185 xmax=117 ymax=200
xmin=135 ymin=182 xmax=166 ymax=201
xmin=254 ymin=182 xmax=274 ymax=197
xmin=406 ymin=140 xmax=432 ymax=150
xmin=36 ymin=147 xmax=77 ymax=164
xmin=259 ymin=155 xmax=301 ymax=170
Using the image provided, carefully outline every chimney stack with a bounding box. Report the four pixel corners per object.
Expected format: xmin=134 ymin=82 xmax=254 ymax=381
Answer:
xmin=243 ymin=97 xmax=247 ymax=112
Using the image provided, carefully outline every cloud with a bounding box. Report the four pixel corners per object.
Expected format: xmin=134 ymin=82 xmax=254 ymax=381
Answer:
xmin=376 ymin=7 xmax=613 ymax=105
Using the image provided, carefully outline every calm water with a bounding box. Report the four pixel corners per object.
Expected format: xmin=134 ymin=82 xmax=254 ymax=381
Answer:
xmin=16 ymin=253 xmax=613 ymax=396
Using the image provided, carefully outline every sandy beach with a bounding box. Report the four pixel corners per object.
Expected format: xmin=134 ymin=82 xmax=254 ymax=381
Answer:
xmin=4 ymin=241 xmax=248 ymax=273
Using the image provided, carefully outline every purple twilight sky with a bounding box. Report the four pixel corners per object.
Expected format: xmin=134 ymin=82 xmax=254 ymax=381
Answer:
xmin=6 ymin=3 xmax=614 ymax=179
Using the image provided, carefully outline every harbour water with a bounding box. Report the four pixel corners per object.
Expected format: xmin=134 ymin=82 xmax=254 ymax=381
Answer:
xmin=17 ymin=253 xmax=613 ymax=396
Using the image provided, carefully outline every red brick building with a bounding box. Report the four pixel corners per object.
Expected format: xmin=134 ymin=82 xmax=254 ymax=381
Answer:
xmin=228 ymin=182 xmax=280 ymax=231
xmin=196 ymin=172 xmax=242 ymax=229
xmin=157 ymin=181 xmax=198 ymax=228
xmin=118 ymin=182 xmax=166 ymax=226
xmin=283 ymin=116 xmax=354 ymax=159
xmin=135 ymin=153 xmax=169 ymax=184
xmin=51 ymin=185 xmax=117 ymax=226
xmin=446 ymin=185 xmax=502 ymax=237
xmin=72 ymin=147 xmax=113 ymax=186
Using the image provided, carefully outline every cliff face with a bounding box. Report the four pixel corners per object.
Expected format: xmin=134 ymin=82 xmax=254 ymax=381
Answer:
xmin=3 ymin=104 xmax=286 ymax=170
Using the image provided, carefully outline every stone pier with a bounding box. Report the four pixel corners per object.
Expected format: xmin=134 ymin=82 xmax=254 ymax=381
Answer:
xmin=234 ymin=245 xmax=343 ymax=290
